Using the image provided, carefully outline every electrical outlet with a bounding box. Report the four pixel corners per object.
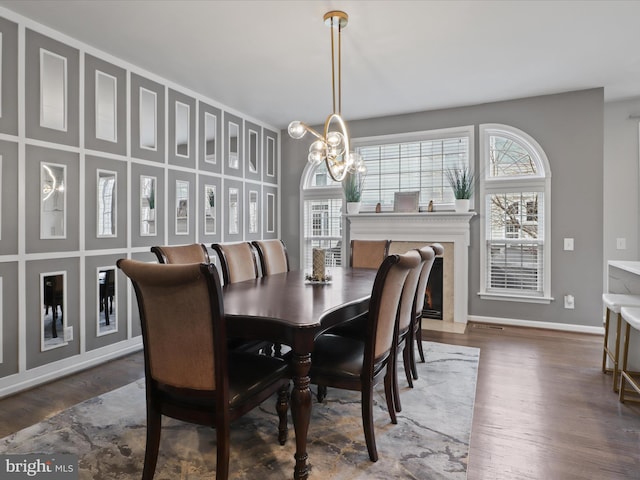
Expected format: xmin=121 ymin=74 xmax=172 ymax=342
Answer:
xmin=64 ymin=326 xmax=73 ymax=342
xmin=563 ymin=238 xmax=574 ymax=251
xmin=564 ymin=295 xmax=575 ymax=309
xmin=616 ymin=238 xmax=627 ymax=250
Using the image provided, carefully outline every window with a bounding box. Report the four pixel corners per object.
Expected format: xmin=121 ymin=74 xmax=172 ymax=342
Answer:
xmin=479 ymin=124 xmax=552 ymax=303
xmin=354 ymin=126 xmax=473 ymax=210
xmin=301 ymin=162 xmax=343 ymax=271
xmin=300 ymin=126 xmax=473 ymax=271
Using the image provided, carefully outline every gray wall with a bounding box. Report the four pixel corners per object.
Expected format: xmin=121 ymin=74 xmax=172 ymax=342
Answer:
xmin=0 ymin=8 xmax=281 ymax=394
xmin=603 ymin=98 xmax=640 ymax=269
xmin=281 ymin=88 xmax=604 ymax=328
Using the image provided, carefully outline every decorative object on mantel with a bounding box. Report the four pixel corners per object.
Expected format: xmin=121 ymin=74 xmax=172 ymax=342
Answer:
xmin=428 ymin=200 xmax=434 ymax=212
xmin=375 ymin=202 xmax=382 ymax=213
xmin=307 ymin=248 xmax=332 ymax=283
xmin=393 ymin=191 xmax=420 ymax=212
xmin=343 ymin=171 xmax=365 ymax=214
xmin=445 ymin=166 xmax=475 ymax=212
xmin=287 ymin=11 xmax=366 ymax=182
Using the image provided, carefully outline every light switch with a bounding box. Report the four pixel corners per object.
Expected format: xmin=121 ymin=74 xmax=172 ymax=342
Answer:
xmin=617 ymin=238 xmax=627 ymax=250
xmin=563 ymin=238 xmax=574 ymax=251
xmin=64 ymin=326 xmax=73 ymax=342
xmin=564 ymin=295 xmax=575 ymax=309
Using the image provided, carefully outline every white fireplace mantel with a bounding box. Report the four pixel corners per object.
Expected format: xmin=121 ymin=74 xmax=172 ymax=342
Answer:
xmin=345 ymin=212 xmax=476 ymax=325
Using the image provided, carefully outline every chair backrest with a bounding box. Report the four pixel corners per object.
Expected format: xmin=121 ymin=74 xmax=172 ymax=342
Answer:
xmin=211 ymin=242 xmax=259 ymax=284
xmin=366 ymin=250 xmax=421 ymax=367
xmin=117 ymin=259 xmax=225 ymax=392
xmin=350 ymin=239 xmax=391 ymax=269
xmin=430 ymin=243 xmax=445 ymax=257
xmin=252 ymin=240 xmax=290 ymax=276
xmin=151 ymin=243 xmax=210 ymax=265
xmin=414 ymin=247 xmax=437 ymax=319
xmin=397 ymin=251 xmax=428 ymax=334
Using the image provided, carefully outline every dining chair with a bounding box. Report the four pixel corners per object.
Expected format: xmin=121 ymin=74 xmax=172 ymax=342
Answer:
xmin=211 ymin=242 xmax=277 ymax=354
xmin=391 ymin=247 xmax=430 ymax=413
xmin=310 ymin=250 xmax=421 ymax=462
xmin=151 ymin=243 xmax=210 ymax=265
xmin=116 ymin=259 xmax=290 ymax=480
xmin=350 ymin=239 xmax=391 ymax=269
xmin=252 ymin=239 xmax=290 ymax=276
xmin=211 ymin=242 xmax=259 ymax=284
xmin=413 ymin=243 xmax=443 ymax=367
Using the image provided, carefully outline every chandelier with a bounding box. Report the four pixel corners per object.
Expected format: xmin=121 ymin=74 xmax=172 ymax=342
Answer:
xmin=288 ymin=10 xmax=365 ymax=182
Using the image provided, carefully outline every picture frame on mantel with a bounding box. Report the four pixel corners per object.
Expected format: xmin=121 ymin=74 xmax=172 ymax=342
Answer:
xmin=393 ymin=191 xmax=419 ymax=212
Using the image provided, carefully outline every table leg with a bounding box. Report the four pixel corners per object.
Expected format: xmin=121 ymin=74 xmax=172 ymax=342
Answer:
xmin=290 ymin=352 xmax=312 ymax=480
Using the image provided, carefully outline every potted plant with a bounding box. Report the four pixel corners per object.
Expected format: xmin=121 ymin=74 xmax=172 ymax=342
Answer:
xmin=445 ymin=166 xmax=474 ymax=212
xmin=343 ymin=171 xmax=365 ymax=214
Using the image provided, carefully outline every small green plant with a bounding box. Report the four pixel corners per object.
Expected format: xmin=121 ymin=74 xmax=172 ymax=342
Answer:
xmin=445 ymin=166 xmax=474 ymax=199
xmin=342 ymin=172 xmax=365 ymax=202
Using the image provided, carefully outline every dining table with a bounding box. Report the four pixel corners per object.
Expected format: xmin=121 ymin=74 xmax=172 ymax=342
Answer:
xmin=222 ymin=266 xmax=379 ymax=480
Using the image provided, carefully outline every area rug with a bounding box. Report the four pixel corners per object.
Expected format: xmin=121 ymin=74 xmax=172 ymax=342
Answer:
xmin=0 ymin=342 xmax=479 ymax=480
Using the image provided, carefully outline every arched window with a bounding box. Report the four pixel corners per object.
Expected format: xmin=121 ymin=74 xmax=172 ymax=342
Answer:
xmin=479 ymin=124 xmax=552 ymax=303
xmin=300 ymin=161 xmax=344 ymax=271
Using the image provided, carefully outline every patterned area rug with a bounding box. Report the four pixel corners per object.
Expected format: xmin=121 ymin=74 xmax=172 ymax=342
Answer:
xmin=0 ymin=342 xmax=479 ymax=480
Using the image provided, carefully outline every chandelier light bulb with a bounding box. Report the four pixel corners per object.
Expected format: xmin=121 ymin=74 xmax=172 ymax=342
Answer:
xmin=331 ymin=161 xmax=346 ymax=176
xmin=288 ymin=121 xmax=307 ymax=139
xmin=326 ymin=131 xmax=343 ymax=147
xmin=308 ymin=140 xmax=326 ymax=164
xmin=308 ymin=151 xmax=324 ymax=164
xmin=346 ymin=152 xmax=365 ymax=173
xmin=309 ymin=139 xmax=326 ymax=154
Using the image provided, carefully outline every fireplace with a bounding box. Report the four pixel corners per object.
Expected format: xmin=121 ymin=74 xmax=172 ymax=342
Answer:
xmin=346 ymin=211 xmax=475 ymax=325
xmin=423 ymin=257 xmax=443 ymax=320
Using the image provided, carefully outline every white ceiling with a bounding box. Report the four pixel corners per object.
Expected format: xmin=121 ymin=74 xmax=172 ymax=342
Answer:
xmin=2 ymin=0 xmax=640 ymax=129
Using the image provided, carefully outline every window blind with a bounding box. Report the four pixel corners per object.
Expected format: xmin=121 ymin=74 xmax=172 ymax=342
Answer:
xmin=356 ymin=137 xmax=469 ymax=208
xmin=302 ymin=198 xmax=343 ymax=271
xmin=486 ymin=192 xmax=544 ymax=295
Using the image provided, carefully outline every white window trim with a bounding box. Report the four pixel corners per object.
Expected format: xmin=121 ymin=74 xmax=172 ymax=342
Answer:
xmin=479 ymin=123 xmax=553 ymax=303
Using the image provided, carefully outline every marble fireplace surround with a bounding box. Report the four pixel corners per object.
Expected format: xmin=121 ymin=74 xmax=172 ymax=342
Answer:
xmin=346 ymin=212 xmax=475 ymax=325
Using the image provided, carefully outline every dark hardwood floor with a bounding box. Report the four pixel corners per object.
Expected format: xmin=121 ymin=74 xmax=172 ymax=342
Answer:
xmin=1 ymin=323 xmax=638 ymax=479
xmin=426 ymin=323 xmax=640 ymax=480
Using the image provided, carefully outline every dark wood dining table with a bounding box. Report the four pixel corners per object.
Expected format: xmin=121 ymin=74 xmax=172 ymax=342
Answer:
xmin=222 ymin=267 xmax=379 ymax=480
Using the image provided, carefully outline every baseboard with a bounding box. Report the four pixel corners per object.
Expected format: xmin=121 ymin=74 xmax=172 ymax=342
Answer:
xmin=0 ymin=339 xmax=143 ymax=399
xmin=468 ymin=315 xmax=604 ymax=335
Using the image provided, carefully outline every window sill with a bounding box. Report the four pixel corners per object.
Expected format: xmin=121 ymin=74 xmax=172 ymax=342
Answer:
xmin=478 ymin=292 xmax=554 ymax=304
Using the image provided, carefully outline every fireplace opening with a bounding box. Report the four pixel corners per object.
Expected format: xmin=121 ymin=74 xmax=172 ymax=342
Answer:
xmin=423 ymin=257 xmax=443 ymax=320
